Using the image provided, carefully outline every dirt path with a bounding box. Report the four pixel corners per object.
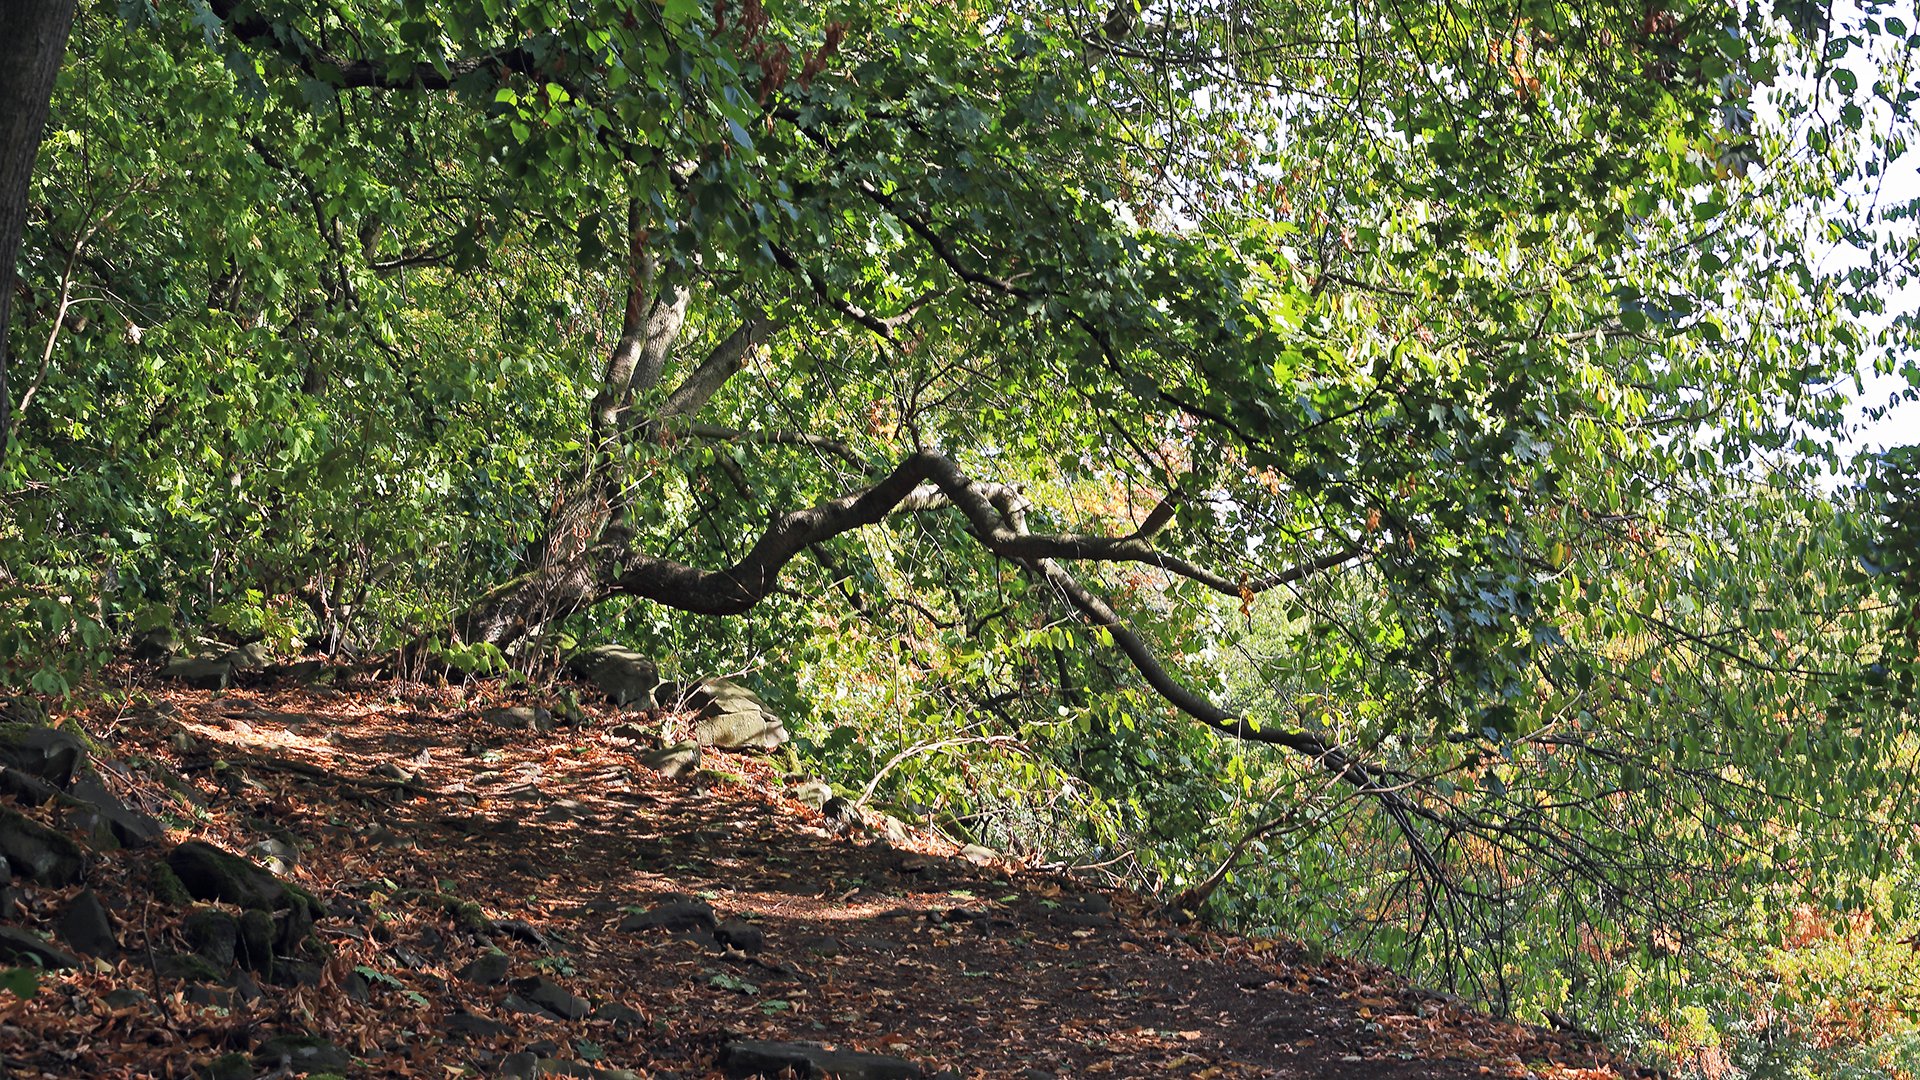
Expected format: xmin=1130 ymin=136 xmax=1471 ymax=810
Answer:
xmin=1 ymin=678 xmax=1628 ymax=1079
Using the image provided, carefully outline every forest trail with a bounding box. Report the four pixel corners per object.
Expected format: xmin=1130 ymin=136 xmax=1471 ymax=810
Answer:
xmin=3 ymin=676 xmax=1629 ymax=1079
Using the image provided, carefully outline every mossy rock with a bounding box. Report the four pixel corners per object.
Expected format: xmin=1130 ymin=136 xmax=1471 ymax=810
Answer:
xmin=166 ymin=841 xmax=326 ymax=918
xmin=151 ymin=861 xmax=193 ymax=906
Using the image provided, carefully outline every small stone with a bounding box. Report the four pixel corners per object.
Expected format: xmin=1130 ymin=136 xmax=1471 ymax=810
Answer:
xmin=183 ymin=907 xmax=239 ymax=969
xmin=0 ymin=926 xmax=81 ymax=970
xmin=253 ymin=1034 xmax=349 ymax=1072
xmin=102 ymin=988 xmax=150 ymax=1010
xmin=459 ymin=951 xmax=512 ymax=984
xmin=617 ymin=898 xmax=716 ymax=934
xmin=57 ymin=889 xmax=117 ymax=956
xmin=790 ymin=779 xmax=833 ymax=810
xmin=513 ymin=975 xmax=591 ymax=1021
xmin=448 ymin=1009 xmax=509 ymax=1038
xmin=638 ymin=742 xmax=700 ymax=778
xmin=719 ymin=1040 xmax=922 ymax=1080
xmin=204 ymin=1051 xmax=253 ymax=1080
xmin=484 ymin=706 xmax=553 ymax=732
xmin=958 ymin=844 xmax=998 ymax=865
xmin=163 ymin=656 xmax=234 ymax=691
xmin=0 ymin=805 xmax=85 ymax=884
xmin=590 ymin=1001 xmax=646 ymax=1028
xmin=715 ymin=919 xmax=763 ymax=955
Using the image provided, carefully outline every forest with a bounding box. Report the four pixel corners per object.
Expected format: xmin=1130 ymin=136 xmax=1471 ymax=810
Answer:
xmin=2 ymin=0 xmax=1920 ymax=1077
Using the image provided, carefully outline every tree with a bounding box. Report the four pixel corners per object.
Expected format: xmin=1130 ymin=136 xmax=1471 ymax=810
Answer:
xmin=0 ymin=0 xmax=80 ymax=467
xmin=8 ymin=0 xmax=1917 ymax=1025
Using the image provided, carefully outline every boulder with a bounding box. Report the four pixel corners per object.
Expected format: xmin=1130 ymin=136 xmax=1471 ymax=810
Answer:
xmin=0 ymin=806 xmax=85 ymax=884
xmin=638 ymin=742 xmax=700 ymax=778
xmin=0 ymin=926 xmax=81 ymax=970
xmin=682 ymin=679 xmax=788 ymax=750
xmin=484 ymin=705 xmax=553 ymax=732
xmin=791 ymin=778 xmax=833 ymax=811
xmin=162 ymin=655 xmax=234 ymax=691
xmin=57 ymin=889 xmax=117 ymax=956
xmin=715 ymin=919 xmax=763 ymax=955
xmin=166 ymin=840 xmax=325 ymax=919
xmin=569 ymin=646 xmax=663 ymax=707
xmin=719 ymin=1040 xmax=923 ymax=1080
xmin=511 ymin=975 xmax=592 ymax=1021
xmin=0 ymin=767 xmax=60 ymax=805
xmin=0 ymin=724 xmax=86 ymax=788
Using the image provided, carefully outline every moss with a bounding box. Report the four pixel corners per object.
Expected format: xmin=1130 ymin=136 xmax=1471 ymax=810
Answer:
xmin=152 ymin=862 xmax=192 ymax=907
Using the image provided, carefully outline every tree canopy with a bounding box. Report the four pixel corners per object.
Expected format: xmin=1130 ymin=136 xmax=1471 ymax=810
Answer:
xmin=4 ymin=0 xmax=1919 ymax=1060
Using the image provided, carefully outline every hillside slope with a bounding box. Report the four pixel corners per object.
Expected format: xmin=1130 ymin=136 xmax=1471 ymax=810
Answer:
xmin=0 ymin=673 xmax=1631 ymax=1079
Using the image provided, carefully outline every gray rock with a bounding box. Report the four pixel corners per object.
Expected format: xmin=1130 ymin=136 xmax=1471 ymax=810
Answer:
xmin=204 ymin=1051 xmax=252 ymax=1080
xmin=484 ymin=705 xmax=553 ymax=732
xmin=166 ymin=841 xmax=324 ymax=917
xmin=0 ymin=805 xmax=85 ymax=884
xmin=253 ymin=1035 xmax=349 ymax=1072
xmin=605 ymin=723 xmax=651 ymax=742
xmin=448 ymin=1009 xmax=510 ymax=1038
xmin=513 ymin=975 xmax=591 ymax=1020
xmin=249 ymin=836 xmax=298 ymax=875
xmin=130 ymin=625 xmax=181 ymax=661
xmin=57 ymin=889 xmax=117 ymax=956
xmin=590 ymin=1001 xmax=646 ymax=1028
xmin=715 ymin=919 xmax=763 ymax=954
xmin=237 ymin=909 xmax=274 ymax=972
xmin=0 ymin=766 xmax=61 ymax=804
xmin=184 ymin=907 xmax=239 ymax=969
xmin=163 ymin=655 xmax=234 ymax=691
xmin=156 ymin=951 xmax=228 ymax=982
xmin=103 ymin=987 xmax=150 ymax=1009
xmin=682 ymin=679 xmax=788 ymax=750
xmin=67 ymin=770 xmax=165 ymax=847
xmin=229 ymin=641 xmax=272 ymax=671
xmin=459 ymin=950 xmax=512 ymax=984
xmin=0 ymin=926 xmax=81 ymax=970
xmin=958 ymin=844 xmax=999 ymax=865
xmin=0 ymin=724 xmax=86 ymax=788
xmin=499 ymin=1052 xmax=540 ymax=1079
xmin=617 ymin=898 xmax=717 ymax=934
xmin=791 ymin=778 xmax=833 ymax=810
xmin=569 ymin=647 xmax=663 ymax=707
xmin=638 ymin=742 xmax=700 ymax=778
xmin=719 ymin=1040 xmax=923 ymax=1080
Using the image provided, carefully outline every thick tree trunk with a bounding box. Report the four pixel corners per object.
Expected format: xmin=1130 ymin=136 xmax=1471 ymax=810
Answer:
xmin=0 ymin=0 xmax=78 ymax=468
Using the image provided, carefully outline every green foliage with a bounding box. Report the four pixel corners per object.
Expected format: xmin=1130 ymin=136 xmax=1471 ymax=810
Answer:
xmin=5 ymin=1 xmax=1918 ymax=1075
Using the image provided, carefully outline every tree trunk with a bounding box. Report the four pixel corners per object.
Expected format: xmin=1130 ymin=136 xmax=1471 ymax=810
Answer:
xmin=0 ymin=0 xmax=77 ymax=468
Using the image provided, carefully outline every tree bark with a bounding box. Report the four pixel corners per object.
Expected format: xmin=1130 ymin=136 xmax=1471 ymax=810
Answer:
xmin=0 ymin=0 xmax=78 ymax=469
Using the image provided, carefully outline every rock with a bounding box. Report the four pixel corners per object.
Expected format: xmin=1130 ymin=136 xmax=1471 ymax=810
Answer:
xmin=229 ymin=641 xmax=272 ymax=671
xmin=569 ymin=646 xmax=663 ymax=707
xmin=958 ymin=844 xmax=999 ymax=865
xmin=163 ymin=655 xmax=234 ymax=691
xmin=274 ymin=659 xmax=329 ymax=684
xmin=103 ymin=987 xmax=150 ymax=1010
xmin=253 ymin=1035 xmax=349 ymax=1073
xmin=130 ymin=625 xmax=181 ymax=661
xmin=681 ymin=678 xmax=788 ymax=750
xmin=57 ymin=889 xmax=117 ymax=956
xmin=499 ymin=1052 xmax=540 ymax=1079
xmin=590 ymin=1001 xmax=646 ymax=1028
xmin=0 ymin=806 xmax=85 ymax=884
xmin=166 ymin=841 xmax=324 ymax=917
xmin=448 ymin=1009 xmax=509 ymax=1038
xmin=484 ymin=705 xmax=553 ymax=732
xmin=183 ymin=908 xmax=239 ymax=969
xmin=605 ymin=723 xmax=651 ymax=742
xmin=249 ymin=836 xmax=298 ymax=875
xmin=512 ymin=975 xmax=591 ymax=1021
xmin=0 ymin=724 xmax=86 ymax=788
xmin=67 ymin=770 xmax=165 ymax=847
xmin=791 ymin=778 xmax=833 ymax=810
xmin=59 ymin=802 xmax=121 ymax=852
xmin=226 ymin=969 xmax=264 ymax=1004
xmin=715 ymin=919 xmax=763 ymax=955
xmin=638 ymin=742 xmax=700 ymax=778
xmin=490 ymin=918 xmax=551 ymax=946
xmin=821 ymin=796 xmax=863 ymax=834
xmin=872 ymin=813 xmax=912 ymax=845
xmin=237 ymin=909 xmax=275 ymax=972
xmin=617 ymin=898 xmax=717 ymax=934
xmin=156 ymin=951 xmax=228 ymax=982
xmin=204 ymin=1052 xmax=253 ymax=1080
xmin=0 ymin=926 xmax=81 ymax=970
xmin=459 ymin=950 xmax=513 ymax=984
xmin=0 ymin=767 xmax=61 ymax=805
xmin=719 ymin=1040 xmax=923 ymax=1080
